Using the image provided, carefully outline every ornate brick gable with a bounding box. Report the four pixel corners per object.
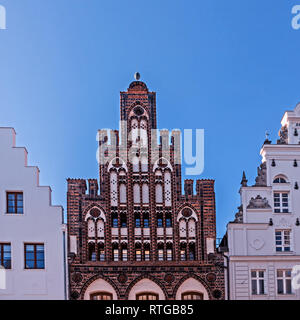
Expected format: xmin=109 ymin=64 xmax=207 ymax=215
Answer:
xmin=67 ymin=78 xmax=224 ymax=300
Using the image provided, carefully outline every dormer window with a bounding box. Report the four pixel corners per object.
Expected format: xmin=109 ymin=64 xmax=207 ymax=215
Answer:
xmin=273 ymin=177 xmax=287 ymax=183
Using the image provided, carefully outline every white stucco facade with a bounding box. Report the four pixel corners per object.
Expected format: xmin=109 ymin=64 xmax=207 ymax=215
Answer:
xmin=225 ymin=104 xmax=300 ymax=300
xmin=0 ymin=128 xmax=67 ymax=300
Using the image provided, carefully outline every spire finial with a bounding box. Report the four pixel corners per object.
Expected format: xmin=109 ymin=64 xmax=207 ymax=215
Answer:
xmin=134 ymin=72 xmax=141 ymax=81
xmin=241 ymin=171 xmax=248 ymax=187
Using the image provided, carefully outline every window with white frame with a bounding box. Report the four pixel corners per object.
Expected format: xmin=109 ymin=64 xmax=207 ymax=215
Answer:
xmin=251 ymin=270 xmax=265 ymax=295
xmin=277 ymin=270 xmax=292 ymax=295
xmin=275 ymin=230 xmax=291 ymax=252
xmin=273 ymin=193 xmax=289 ymax=213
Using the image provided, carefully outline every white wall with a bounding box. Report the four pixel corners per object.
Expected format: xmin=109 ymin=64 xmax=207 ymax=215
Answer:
xmin=0 ymin=128 xmax=67 ymax=300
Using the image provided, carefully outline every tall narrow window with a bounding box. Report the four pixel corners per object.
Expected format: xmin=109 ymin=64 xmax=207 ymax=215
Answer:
xmin=7 ymin=192 xmax=23 ymax=214
xmin=121 ymin=244 xmax=128 ymax=261
xmin=120 ymin=184 xmax=127 ymax=204
xmin=189 ymin=242 xmax=196 ymax=260
xmin=112 ymin=243 xmax=119 ymax=261
xmin=165 ymin=213 xmax=172 ymax=227
xmin=133 ymin=184 xmax=140 ymax=204
xmin=140 ymin=119 xmax=148 ymax=147
xmin=277 ymin=270 xmax=292 ymax=295
xmin=158 ymin=244 xmax=164 ymax=261
xmin=88 ymin=219 xmax=95 ymax=238
xmin=164 ymin=171 xmax=172 ymax=206
xmin=111 ymin=213 xmax=118 ymax=228
xmin=155 ymin=184 xmax=163 ymax=203
xmin=88 ymin=242 xmax=96 ymax=261
xmin=132 ymin=156 xmax=139 ymax=172
xmin=143 ymin=213 xmax=149 ymax=228
xmin=166 ymin=243 xmax=173 ymax=261
xmin=142 ymin=184 xmax=149 ymax=204
xmin=0 ymin=243 xmax=11 ymax=269
xmin=98 ymin=243 xmax=105 ymax=261
xmin=25 ymin=244 xmax=45 ymax=269
xmin=251 ymin=270 xmax=265 ymax=295
xmin=110 ymin=171 xmax=118 ymax=206
xmin=275 ymin=230 xmax=291 ymax=252
xmin=157 ymin=213 xmax=163 ymax=227
xmin=274 ymin=193 xmax=289 ymax=213
xmin=131 ymin=119 xmax=139 ymax=146
xmin=97 ymin=219 xmax=105 ymax=238
xmin=135 ymin=213 xmax=141 ymax=228
xmin=120 ymin=213 xmax=127 ymax=228
xmin=144 ymin=244 xmax=150 ymax=261
xmin=135 ymin=243 xmax=142 ymax=261
xmin=180 ymin=243 xmax=187 ymax=261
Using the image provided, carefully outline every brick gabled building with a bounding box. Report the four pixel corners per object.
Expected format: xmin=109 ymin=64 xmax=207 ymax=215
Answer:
xmin=67 ymin=76 xmax=224 ymax=300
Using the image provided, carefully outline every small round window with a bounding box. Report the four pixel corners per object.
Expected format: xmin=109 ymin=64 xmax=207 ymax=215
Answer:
xmin=133 ymin=106 xmax=144 ymax=116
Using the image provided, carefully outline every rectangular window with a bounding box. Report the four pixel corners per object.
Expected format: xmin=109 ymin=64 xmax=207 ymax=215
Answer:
xmin=180 ymin=250 xmax=186 ymax=261
xmin=136 ymin=249 xmax=142 ymax=261
xmin=167 ymin=249 xmax=172 ymax=261
xmin=274 ymin=193 xmax=289 ymax=213
xmin=158 ymin=249 xmax=164 ymax=261
xmin=25 ymin=244 xmax=44 ymax=269
xmin=143 ymin=218 xmax=149 ymax=228
xmin=277 ymin=270 xmax=292 ymax=295
xmin=275 ymin=230 xmax=291 ymax=252
xmin=144 ymin=250 xmax=150 ymax=261
xmin=113 ymin=249 xmax=119 ymax=261
xmin=7 ymin=192 xmax=23 ymax=214
xmin=0 ymin=243 xmax=11 ymax=269
xmin=251 ymin=270 xmax=265 ymax=295
xmin=135 ymin=218 xmax=141 ymax=228
xmin=99 ymin=250 xmax=105 ymax=262
xmin=122 ymin=249 xmax=127 ymax=261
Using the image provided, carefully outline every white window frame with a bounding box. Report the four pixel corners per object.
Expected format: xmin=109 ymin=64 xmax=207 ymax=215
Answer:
xmin=251 ymin=270 xmax=265 ymax=295
xmin=276 ymin=269 xmax=293 ymax=295
xmin=273 ymin=192 xmax=289 ymax=213
xmin=275 ymin=230 xmax=292 ymax=252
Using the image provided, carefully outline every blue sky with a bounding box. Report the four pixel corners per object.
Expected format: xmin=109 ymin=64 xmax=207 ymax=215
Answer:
xmin=0 ymin=0 xmax=300 ymax=237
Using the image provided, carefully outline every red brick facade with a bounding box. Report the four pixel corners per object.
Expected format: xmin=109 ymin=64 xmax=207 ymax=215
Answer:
xmin=67 ymin=79 xmax=225 ymax=300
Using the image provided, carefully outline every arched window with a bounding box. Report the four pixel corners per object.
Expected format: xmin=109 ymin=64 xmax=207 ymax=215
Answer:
xmin=143 ymin=212 xmax=149 ymax=228
xmin=90 ymin=292 xmax=113 ymax=300
xmin=164 ymin=170 xmax=172 ymax=206
xmin=166 ymin=243 xmax=173 ymax=261
xmin=88 ymin=242 xmax=96 ymax=261
xmin=189 ymin=242 xmax=196 ymax=260
xmin=136 ymin=292 xmax=158 ymax=300
xmin=98 ymin=242 xmax=105 ymax=261
xmin=97 ymin=219 xmax=105 ymax=238
xmin=180 ymin=242 xmax=187 ymax=261
xmin=135 ymin=243 xmax=142 ymax=261
xmin=142 ymin=184 xmax=149 ymax=203
xmin=135 ymin=213 xmax=141 ymax=228
xmin=140 ymin=119 xmax=148 ymax=147
xmin=120 ymin=213 xmax=127 ymax=228
xmin=179 ymin=219 xmax=187 ymax=238
xmin=110 ymin=171 xmax=118 ymax=206
xmin=121 ymin=243 xmax=128 ymax=261
xmin=111 ymin=212 xmax=118 ymax=228
xmin=155 ymin=184 xmax=163 ymax=203
xmin=157 ymin=213 xmax=163 ymax=227
xmin=188 ymin=219 xmax=196 ymax=238
xmin=144 ymin=243 xmax=150 ymax=261
xmin=112 ymin=243 xmax=119 ymax=261
xmin=133 ymin=184 xmax=140 ymax=203
xmin=131 ymin=118 xmax=139 ymax=146
xmin=273 ymin=177 xmax=287 ymax=183
xmin=182 ymin=292 xmax=203 ymax=300
xmin=88 ymin=219 xmax=95 ymax=238
xmin=120 ymin=184 xmax=127 ymax=203
xmin=158 ymin=243 xmax=164 ymax=261
xmin=166 ymin=213 xmax=172 ymax=227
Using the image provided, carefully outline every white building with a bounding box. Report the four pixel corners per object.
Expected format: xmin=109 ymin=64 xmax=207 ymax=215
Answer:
xmin=0 ymin=127 xmax=67 ymax=300
xmin=222 ymin=104 xmax=300 ymax=300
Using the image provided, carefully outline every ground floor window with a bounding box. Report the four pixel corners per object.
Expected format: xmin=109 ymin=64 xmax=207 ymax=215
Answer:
xmin=90 ymin=292 xmax=113 ymax=300
xmin=181 ymin=292 xmax=203 ymax=300
xmin=251 ymin=270 xmax=265 ymax=295
xmin=136 ymin=292 xmax=159 ymax=300
xmin=277 ymin=269 xmax=292 ymax=295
